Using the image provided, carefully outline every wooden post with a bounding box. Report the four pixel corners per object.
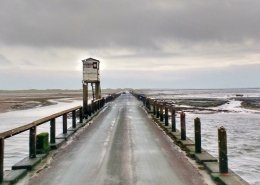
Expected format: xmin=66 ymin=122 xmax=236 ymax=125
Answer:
xmin=102 ymin=98 xmax=104 ymax=107
xmin=63 ymin=114 xmax=67 ymax=134
xmin=94 ymin=101 xmax=97 ymax=112
xmin=88 ymin=104 xmax=91 ymax=116
xmin=180 ymin=112 xmax=186 ymax=140
xmin=95 ymin=82 xmax=101 ymax=99
xmin=160 ymin=104 xmax=164 ymax=122
xmin=91 ymin=101 xmax=94 ymax=114
xmin=83 ymin=83 xmax=88 ymax=119
xmin=147 ymin=98 xmax=151 ymax=110
xmin=156 ymin=103 xmax=160 ymax=118
xmin=194 ymin=118 xmax=201 ymax=153
xmin=218 ymin=127 xmax=228 ymax=173
xmin=72 ymin=110 xmax=76 ymax=128
xmin=29 ymin=126 xmax=37 ymax=158
xmin=50 ymin=119 xmax=56 ymax=144
xmin=93 ymin=101 xmax=96 ymax=113
xmin=153 ymin=101 xmax=156 ymax=115
xmin=171 ymin=107 xmax=176 ymax=132
xmin=79 ymin=107 xmax=83 ymax=123
xmin=97 ymin=100 xmax=100 ymax=110
xmin=0 ymin=138 xmax=4 ymax=183
xmin=165 ymin=106 xmax=169 ymax=126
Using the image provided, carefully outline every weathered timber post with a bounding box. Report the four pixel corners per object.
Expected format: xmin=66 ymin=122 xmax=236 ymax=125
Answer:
xmin=194 ymin=118 xmax=201 ymax=153
xmin=218 ymin=126 xmax=228 ymax=173
xmin=180 ymin=112 xmax=186 ymax=140
xmin=94 ymin=101 xmax=97 ymax=112
xmin=160 ymin=104 xmax=164 ymax=122
xmin=156 ymin=102 xmax=160 ymax=118
xmin=79 ymin=107 xmax=83 ymax=123
xmin=50 ymin=119 xmax=56 ymax=144
xmin=98 ymin=100 xmax=101 ymax=110
xmin=90 ymin=102 xmax=93 ymax=114
xmin=63 ymin=114 xmax=67 ymax=134
xmin=171 ymin=107 xmax=176 ymax=132
xmin=145 ymin=97 xmax=148 ymax=109
xmin=165 ymin=106 xmax=169 ymax=126
xmin=83 ymin=83 xmax=88 ymax=119
xmin=0 ymin=138 xmax=4 ymax=183
xmin=91 ymin=101 xmax=94 ymax=114
xmin=95 ymin=82 xmax=101 ymax=99
xmin=95 ymin=101 xmax=97 ymax=112
xmin=29 ymin=126 xmax=37 ymax=158
xmin=72 ymin=110 xmax=76 ymax=128
xmin=147 ymin=98 xmax=151 ymax=111
xmin=153 ymin=101 xmax=156 ymax=115
xmin=102 ymin=98 xmax=104 ymax=107
xmin=93 ymin=101 xmax=95 ymax=112
xmin=88 ymin=104 xmax=92 ymax=117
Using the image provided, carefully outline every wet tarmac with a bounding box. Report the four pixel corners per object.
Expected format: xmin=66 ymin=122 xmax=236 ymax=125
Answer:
xmin=28 ymin=94 xmax=206 ymax=185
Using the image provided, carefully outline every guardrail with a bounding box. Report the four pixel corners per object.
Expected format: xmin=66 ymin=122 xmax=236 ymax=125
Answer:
xmin=0 ymin=105 xmax=82 ymax=183
xmin=134 ymin=93 xmax=228 ymax=172
xmin=132 ymin=92 xmax=248 ymax=185
xmin=0 ymin=94 xmax=120 ymax=183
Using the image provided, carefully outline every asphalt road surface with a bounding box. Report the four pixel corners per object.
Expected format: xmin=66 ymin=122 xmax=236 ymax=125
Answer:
xmin=28 ymin=93 xmax=206 ymax=185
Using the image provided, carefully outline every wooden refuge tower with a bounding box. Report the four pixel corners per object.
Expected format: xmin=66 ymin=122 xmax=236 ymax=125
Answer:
xmin=82 ymin=58 xmax=101 ymax=118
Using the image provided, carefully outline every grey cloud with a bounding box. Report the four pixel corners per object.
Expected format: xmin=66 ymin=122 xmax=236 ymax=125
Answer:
xmin=101 ymin=63 xmax=260 ymax=89
xmin=0 ymin=0 xmax=259 ymax=50
xmin=1 ymin=62 xmax=259 ymax=89
xmin=0 ymin=68 xmax=81 ymax=89
xmin=0 ymin=55 xmax=11 ymax=65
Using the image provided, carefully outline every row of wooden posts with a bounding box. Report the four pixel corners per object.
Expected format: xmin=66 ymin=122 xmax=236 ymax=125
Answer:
xmin=0 ymin=94 xmax=117 ymax=183
xmin=137 ymin=94 xmax=228 ymax=174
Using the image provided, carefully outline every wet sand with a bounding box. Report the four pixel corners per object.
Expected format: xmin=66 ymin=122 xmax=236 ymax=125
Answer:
xmin=0 ymin=90 xmax=82 ymax=113
xmin=0 ymin=89 xmax=123 ymax=113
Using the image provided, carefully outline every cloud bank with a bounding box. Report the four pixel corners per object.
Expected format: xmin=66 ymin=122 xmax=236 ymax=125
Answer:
xmin=0 ymin=0 xmax=259 ymax=89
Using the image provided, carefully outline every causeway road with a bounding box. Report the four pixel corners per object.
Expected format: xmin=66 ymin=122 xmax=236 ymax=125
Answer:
xmin=28 ymin=93 xmax=207 ymax=185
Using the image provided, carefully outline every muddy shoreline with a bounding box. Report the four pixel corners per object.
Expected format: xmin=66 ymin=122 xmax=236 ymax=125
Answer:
xmin=0 ymin=89 xmax=124 ymax=113
xmin=146 ymin=95 xmax=260 ymax=113
xmin=0 ymin=90 xmax=83 ymax=113
xmin=1 ymin=89 xmax=260 ymax=113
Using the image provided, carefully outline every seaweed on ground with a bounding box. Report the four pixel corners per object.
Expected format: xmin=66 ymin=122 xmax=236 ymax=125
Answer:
xmin=173 ymin=98 xmax=228 ymax=108
xmin=234 ymin=97 xmax=260 ymax=110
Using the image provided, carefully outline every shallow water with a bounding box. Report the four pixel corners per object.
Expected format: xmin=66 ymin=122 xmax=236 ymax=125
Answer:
xmin=184 ymin=112 xmax=260 ymax=185
xmin=0 ymin=99 xmax=82 ymax=170
xmin=147 ymin=88 xmax=260 ymax=185
xmin=1 ymin=89 xmax=260 ymax=184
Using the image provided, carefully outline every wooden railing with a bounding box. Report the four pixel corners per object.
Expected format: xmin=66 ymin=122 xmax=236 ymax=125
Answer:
xmin=133 ymin=93 xmax=229 ymax=174
xmin=0 ymin=94 xmax=120 ymax=183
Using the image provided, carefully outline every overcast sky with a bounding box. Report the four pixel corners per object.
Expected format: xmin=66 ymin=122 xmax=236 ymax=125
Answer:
xmin=0 ymin=0 xmax=260 ymax=89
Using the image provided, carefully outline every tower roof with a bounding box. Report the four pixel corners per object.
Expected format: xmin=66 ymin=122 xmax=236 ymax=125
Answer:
xmin=82 ymin=58 xmax=100 ymax=62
